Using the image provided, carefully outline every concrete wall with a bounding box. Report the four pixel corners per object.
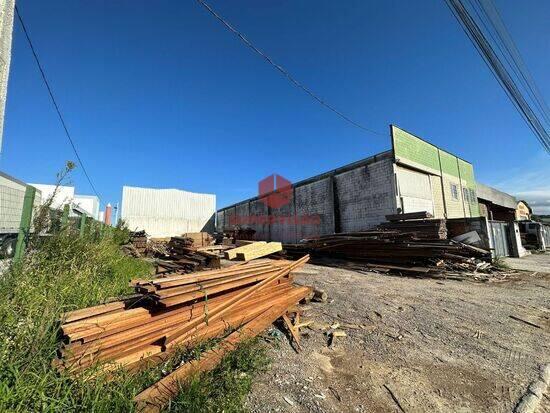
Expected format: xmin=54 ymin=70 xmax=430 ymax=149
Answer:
xmin=249 ymin=198 xmax=269 ymax=240
xmin=295 ymin=178 xmax=334 ymax=240
xmin=216 ymin=153 xmax=397 ymax=242
xmin=476 ymin=183 xmax=517 ymax=209
xmin=336 ymin=158 xmax=396 ymax=232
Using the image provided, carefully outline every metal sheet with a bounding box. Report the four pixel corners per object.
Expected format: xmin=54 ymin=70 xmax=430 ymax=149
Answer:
xmin=121 ymin=186 xmax=216 ymax=238
xmin=489 ymin=221 xmax=510 ymax=257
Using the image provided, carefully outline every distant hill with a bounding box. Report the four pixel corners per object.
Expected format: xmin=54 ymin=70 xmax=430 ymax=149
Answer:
xmin=532 ymin=215 xmax=550 ymax=224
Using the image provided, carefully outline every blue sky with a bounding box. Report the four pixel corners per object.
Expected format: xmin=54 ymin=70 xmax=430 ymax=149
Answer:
xmin=2 ymin=0 xmax=549 ymax=213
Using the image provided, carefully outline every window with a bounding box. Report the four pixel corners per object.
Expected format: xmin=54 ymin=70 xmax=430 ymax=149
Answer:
xmin=462 ymin=187 xmax=469 ymax=203
xmin=469 ymin=188 xmax=477 ymax=203
xmin=450 ymin=183 xmax=459 ymax=200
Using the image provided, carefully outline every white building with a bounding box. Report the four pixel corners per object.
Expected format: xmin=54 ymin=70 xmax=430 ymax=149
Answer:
xmin=29 ymin=184 xmax=75 ymax=210
xmin=121 ymin=186 xmax=216 ymax=238
xmin=73 ymin=195 xmax=100 ymax=220
xmin=29 ymin=183 xmax=99 ymax=219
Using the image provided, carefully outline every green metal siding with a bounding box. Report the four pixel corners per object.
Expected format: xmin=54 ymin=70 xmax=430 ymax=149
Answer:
xmin=392 ymin=125 xmax=480 ymax=218
xmin=438 ymin=150 xmax=460 ymax=177
xmin=392 ymin=126 xmax=440 ymax=172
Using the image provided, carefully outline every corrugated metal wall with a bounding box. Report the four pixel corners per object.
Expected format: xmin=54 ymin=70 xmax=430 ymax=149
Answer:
xmin=121 ymin=186 xmax=216 ymax=238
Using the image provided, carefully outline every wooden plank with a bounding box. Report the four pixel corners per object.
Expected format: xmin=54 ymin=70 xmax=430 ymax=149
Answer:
xmin=224 ymin=241 xmax=267 ymax=260
xmin=385 ymin=211 xmax=433 ymax=221
xmin=134 ymin=286 xmax=311 ymax=412
xmin=235 ymin=242 xmax=283 ymax=261
xmin=282 ymin=313 xmax=302 ymax=350
xmin=61 ymin=302 xmax=125 ymax=324
xmin=153 ymin=268 xmax=281 ymax=300
xmin=61 ymin=283 xmax=295 ymax=366
xmin=65 ymin=284 xmax=298 ymax=372
xmin=164 ymin=255 xmax=309 ymax=346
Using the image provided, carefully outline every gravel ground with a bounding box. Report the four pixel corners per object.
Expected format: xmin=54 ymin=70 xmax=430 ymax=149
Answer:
xmin=246 ymin=255 xmax=550 ymax=413
xmin=504 ymin=253 xmax=550 ymax=273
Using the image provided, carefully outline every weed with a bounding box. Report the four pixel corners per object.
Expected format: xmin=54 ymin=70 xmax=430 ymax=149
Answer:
xmin=168 ymin=338 xmax=270 ymax=413
xmin=0 ymin=230 xmax=269 ymax=412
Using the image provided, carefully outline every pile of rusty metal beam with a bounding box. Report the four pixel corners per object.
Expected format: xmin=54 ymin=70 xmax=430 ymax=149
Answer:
xmin=53 ymin=256 xmax=311 ymax=410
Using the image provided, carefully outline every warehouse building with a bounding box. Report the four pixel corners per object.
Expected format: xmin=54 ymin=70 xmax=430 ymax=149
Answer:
xmin=121 ymin=186 xmax=216 ymax=238
xmin=217 ymin=125 xmax=480 ymax=243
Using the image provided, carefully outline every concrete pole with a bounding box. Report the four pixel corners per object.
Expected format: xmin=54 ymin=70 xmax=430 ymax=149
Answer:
xmin=0 ymin=0 xmax=15 ymax=153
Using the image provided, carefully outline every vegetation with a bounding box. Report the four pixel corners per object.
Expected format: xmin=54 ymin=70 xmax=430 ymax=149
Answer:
xmin=0 ymin=226 xmax=268 ymax=412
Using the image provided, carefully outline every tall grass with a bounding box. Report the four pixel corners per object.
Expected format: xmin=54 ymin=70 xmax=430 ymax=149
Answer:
xmin=0 ymin=229 xmax=269 ymax=412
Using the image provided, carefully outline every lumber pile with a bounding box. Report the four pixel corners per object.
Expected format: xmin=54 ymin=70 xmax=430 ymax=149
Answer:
xmin=181 ymin=232 xmax=214 ymax=248
xmin=150 ymin=236 xmax=221 ymax=274
xmin=129 ymin=230 xmax=148 ymax=254
xmin=378 ymin=218 xmax=447 ymax=240
xmin=53 ymin=257 xmax=312 ymax=388
xmin=224 ymin=241 xmax=266 ymax=260
xmin=386 ymin=211 xmax=434 ymax=221
xmin=224 ymin=241 xmax=282 ymax=261
xmin=284 ymin=230 xmax=491 ymax=276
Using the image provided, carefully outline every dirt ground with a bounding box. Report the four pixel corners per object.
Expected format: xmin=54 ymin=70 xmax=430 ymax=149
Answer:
xmin=246 ymin=253 xmax=550 ymax=413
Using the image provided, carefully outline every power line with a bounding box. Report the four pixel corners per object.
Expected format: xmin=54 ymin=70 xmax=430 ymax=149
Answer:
xmin=443 ymin=0 xmax=550 ymax=153
xmin=14 ymin=5 xmax=103 ymax=202
xmin=195 ymin=0 xmax=385 ymax=137
xmin=475 ymin=0 xmax=550 ymax=126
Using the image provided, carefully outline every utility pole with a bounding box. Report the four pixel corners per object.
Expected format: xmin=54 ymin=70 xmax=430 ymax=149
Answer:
xmin=0 ymin=0 xmax=15 ymax=153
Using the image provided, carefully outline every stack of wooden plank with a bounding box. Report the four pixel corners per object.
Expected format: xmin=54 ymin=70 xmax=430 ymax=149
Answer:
xmin=150 ymin=236 xmax=221 ymax=274
xmin=129 ymin=230 xmax=147 ymax=253
xmin=180 ymin=232 xmax=214 ymax=247
xmin=284 ymin=230 xmax=490 ymax=275
xmin=379 ymin=218 xmax=447 ymax=240
xmin=53 ymin=257 xmax=311 ymax=384
xmin=224 ymin=241 xmax=282 ymax=261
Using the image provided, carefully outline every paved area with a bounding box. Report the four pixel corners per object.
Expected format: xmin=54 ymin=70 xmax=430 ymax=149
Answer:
xmin=247 ymin=256 xmax=550 ymax=412
xmin=504 ymin=252 xmax=550 ymax=273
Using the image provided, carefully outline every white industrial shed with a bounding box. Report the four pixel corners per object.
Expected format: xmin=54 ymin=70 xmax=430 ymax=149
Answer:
xmin=121 ymin=186 xmax=216 ymax=238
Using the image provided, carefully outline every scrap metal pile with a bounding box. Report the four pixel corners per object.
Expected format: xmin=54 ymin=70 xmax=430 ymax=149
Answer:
xmin=54 ymin=256 xmax=311 ymax=411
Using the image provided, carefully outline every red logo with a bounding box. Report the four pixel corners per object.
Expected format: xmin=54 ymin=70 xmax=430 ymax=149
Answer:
xmin=258 ymin=174 xmax=293 ymax=209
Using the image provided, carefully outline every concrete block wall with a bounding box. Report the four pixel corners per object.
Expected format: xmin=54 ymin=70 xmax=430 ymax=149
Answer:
xmin=269 ymin=198 xmax=297 ymax=243
xmin=248 ymin=198 xmax=269 ymax=240
xmin=336 ymin=158 xmax=396 ymax=232
xmin=216 ymin=153 xmax=397 ymax=242
xmin=294 ymin=178 xmax=334 ymax=240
